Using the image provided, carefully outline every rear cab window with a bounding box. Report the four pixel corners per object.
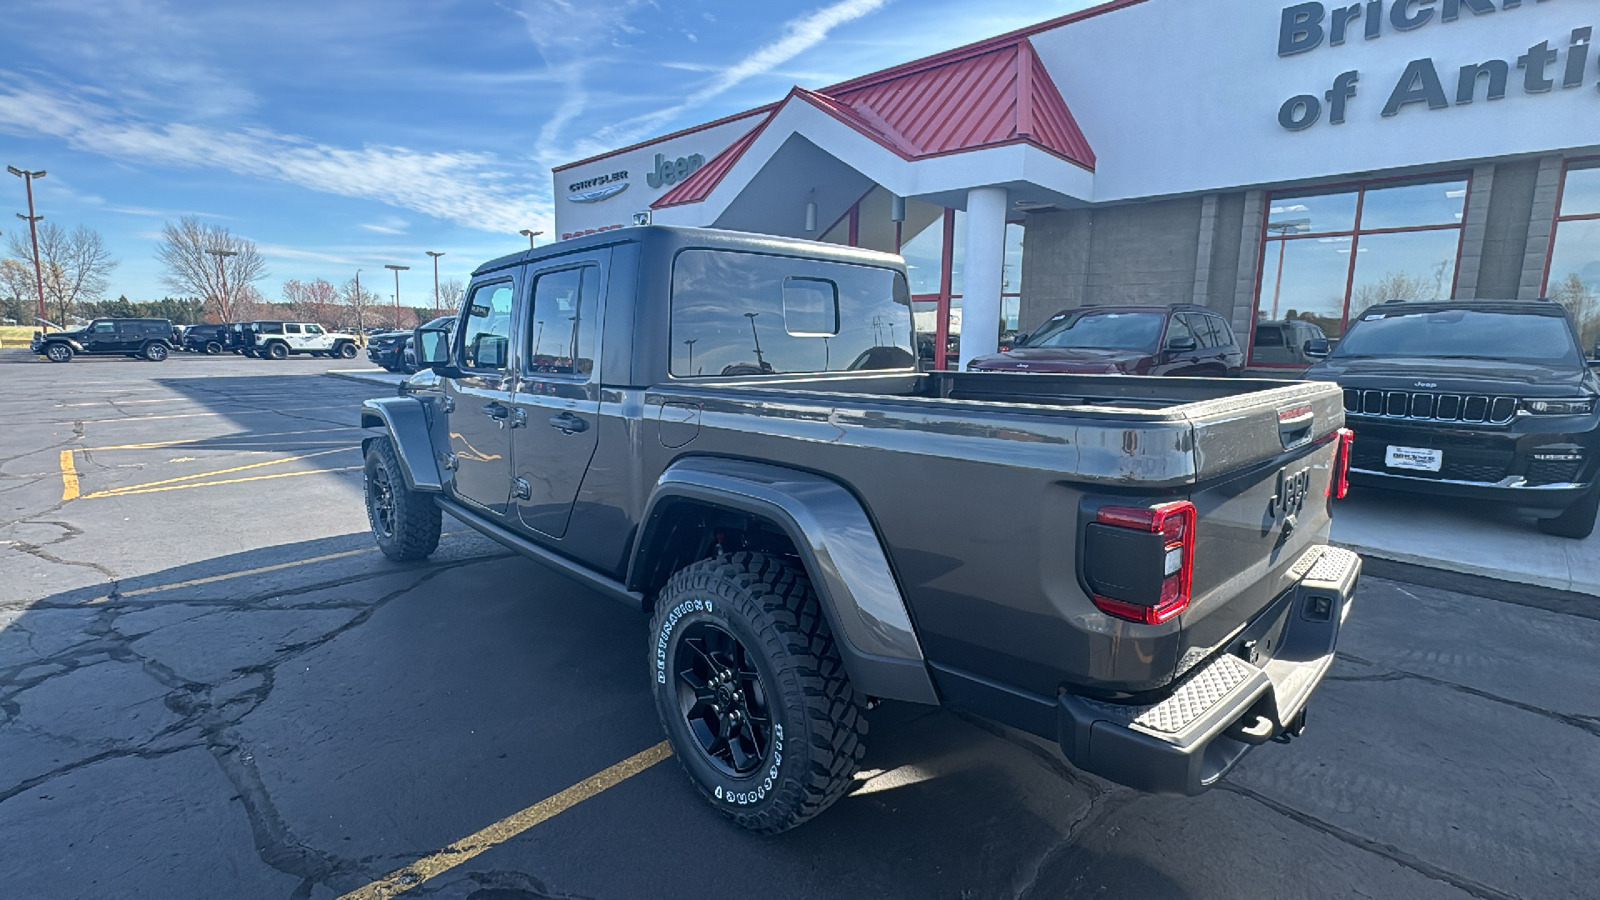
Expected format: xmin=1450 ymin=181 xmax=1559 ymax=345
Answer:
xmin=669 ymin=249 xmax=914 ymax=377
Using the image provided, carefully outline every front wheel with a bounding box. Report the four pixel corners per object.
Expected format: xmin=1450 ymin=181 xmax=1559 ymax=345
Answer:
xmin=649 ymin=552 xmax=867 ymax=834
xmin=204 ymin=340 xmax=223 ymax=354
xmin=1537 ymin=483 xmax=1600 ymax=540
xmin=364 ymin=437 xmax=441 ymax=560
xmin=338 ymin=342 xmax=357 ymax=359
xmin=45 ymin=343 xmax=73 ymax=363
xmin=143 ymin=342 xmax=169 ymax=362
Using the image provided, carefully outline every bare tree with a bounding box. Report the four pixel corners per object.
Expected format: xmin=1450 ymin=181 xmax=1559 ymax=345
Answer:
xmin=437 ymin=277 xmax=465 ymax=314
xmin=340 ymin=277 xmax=380 ymax=334
xmin=282 ymin=278 xmax=341 ymax=324
xmin=7 ymin=225 xmax=118 ymax=324
xmin=156 ymin=216 xmax=267 ymax=321
xmin=0 ymin=257 xmax=34 ymax=320
xmin=1551 ymin=272 xmax=1600 ymax=349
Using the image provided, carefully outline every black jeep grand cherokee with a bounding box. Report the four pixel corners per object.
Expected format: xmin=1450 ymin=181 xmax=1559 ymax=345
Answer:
xmin=1305 ymin=300 xmax=1600 ymax=539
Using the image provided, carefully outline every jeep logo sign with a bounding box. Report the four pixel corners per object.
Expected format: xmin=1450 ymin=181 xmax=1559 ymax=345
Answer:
xmin=646 ymin=152 xmax=706 ymax=189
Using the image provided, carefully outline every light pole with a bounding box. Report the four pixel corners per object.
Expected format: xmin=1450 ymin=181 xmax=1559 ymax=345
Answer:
xmin=425 ymin=251 xmax=444 ymax=315
xmin=1264 ymin=219 xmax=1309 ymax=321
xmin=519 ymin=229 xmax=543 ymax=249
xmin=384 ymin=263 xmax=410 ymax=328
xmin=683 ymin=338 xmax=697 ymax=375
xmin=353 ymin=268 xmax=363 ymax=336
xmin=7 ymin=166 xmax=47 ymax=330
xmin=205 ymin=248 xmax=238 ymax=321
xmin=744 ymin=312 xmax=765 ymax=371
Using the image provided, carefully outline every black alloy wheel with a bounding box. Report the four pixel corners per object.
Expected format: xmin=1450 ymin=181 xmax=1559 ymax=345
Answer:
xmin=674 ymin=621 xmax=773 ymax=777
xmin=204 ymin=340 xmax=223 ymax=354
xmin=267 ymin=342 xmax=288 ymax=360
xmin=339 ymin=342 xmax=357 ymax=359
xmin=368 ymin=461 xmax=397 ymax=540
xmin=362 ymin=437 xmax=441 ymax=560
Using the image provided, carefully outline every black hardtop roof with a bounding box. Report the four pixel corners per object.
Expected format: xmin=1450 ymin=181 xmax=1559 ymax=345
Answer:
xmin=92 ymin=316 xmax=172 ymax=323
xmin=471 ymin=225 xmax=907 ymax=277
xmin=1359 ymin=299 xmax=1571 ymax=318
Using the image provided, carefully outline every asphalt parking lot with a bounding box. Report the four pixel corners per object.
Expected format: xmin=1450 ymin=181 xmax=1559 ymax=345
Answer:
xmin=2 ymin=349 xmax=1598 ymax=900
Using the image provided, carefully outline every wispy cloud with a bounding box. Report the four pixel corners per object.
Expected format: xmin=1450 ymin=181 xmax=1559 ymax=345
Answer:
xmin=360 ymin=216 xmax=411 ymax=235
xmin=0 ymin=77 xmax=550 ymax=235
xmin=578 ymin=0 xmax=889 ymax=157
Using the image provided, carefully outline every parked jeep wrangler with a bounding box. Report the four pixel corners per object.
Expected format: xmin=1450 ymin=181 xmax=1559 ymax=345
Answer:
xmin=360 ymin=227 xmax=1360 ymax=833
xmin=246 ymin=321 xmax=359 ymax=360
xmin=32 ymin=318 xmax=176 ymax=362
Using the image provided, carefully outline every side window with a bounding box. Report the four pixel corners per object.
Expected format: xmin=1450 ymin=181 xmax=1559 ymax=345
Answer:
xmin=1254 ymin=325 xmax=1286 ymax=347
xmin=1166 ymin=315 xmax=1196 ymax=348
xmin=306 ymin=324 xmax=324 ymax=335
xmin=1181 ymin=314 xmax=1214 ymax=348
xmin=782 ymin=278 xmax=840 ymax=336
xmin=284 ymin=323 xmax=302 ymax=335
xmin=460 ymin=282 xmax=515 ymax=371
xmin=670 ymin=250 xmax=915 ymax=377
xmin=1209 ymin=316 xmax=1236 ymax=348
xmin=93 ymin=321 xmax=115 ymax=333
xmin=527 ymin=266 xmax=598 ymax=377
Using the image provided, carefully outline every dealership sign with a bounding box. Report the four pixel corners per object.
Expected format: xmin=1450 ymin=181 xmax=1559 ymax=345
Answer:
xmin=646 ymin=152 xmax=706 ymax=188
xmin=567 ymin=170 xmax=629 ymax=203
xmin=1275 ymin=0 xmax=1594 ymax=131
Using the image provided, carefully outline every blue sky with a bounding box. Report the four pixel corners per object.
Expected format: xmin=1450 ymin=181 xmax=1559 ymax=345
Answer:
xmin=0 ymin=0 xmax=1096 ymax=304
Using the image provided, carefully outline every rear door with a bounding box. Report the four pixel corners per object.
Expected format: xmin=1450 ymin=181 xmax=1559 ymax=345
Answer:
xmin=444 ymin=277 xmax=520 ymax=518
xmin=283 ymin=323 xmax=304 ymax=351
xmin=508 ymin=253 xmax=606 ymax=538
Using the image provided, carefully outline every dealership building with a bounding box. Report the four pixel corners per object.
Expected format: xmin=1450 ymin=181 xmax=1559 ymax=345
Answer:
xmin=553 ymin=0 xmax=1600 ymax=370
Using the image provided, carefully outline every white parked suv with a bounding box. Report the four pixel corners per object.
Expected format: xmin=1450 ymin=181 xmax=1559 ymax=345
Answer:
xmin=249 ymin=322 xmax=359 ymax=360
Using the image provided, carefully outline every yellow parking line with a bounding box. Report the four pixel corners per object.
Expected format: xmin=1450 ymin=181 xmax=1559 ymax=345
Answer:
xmin=82 ymin=465 xmax=361 ymax=499
xmin=60 ymin=450 xmax=80 ymax=502
xmin=86 ymin=448 xmax=354 ymax=497
xmin=83 ymin=429 xmax=354 ymax=451
xmin=338 ymin=741 xmax=673 ymax=900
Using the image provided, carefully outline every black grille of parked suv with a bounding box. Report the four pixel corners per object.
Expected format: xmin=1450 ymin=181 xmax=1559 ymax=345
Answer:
xmin=1343 ymin=389 xmax=1517 ymax=425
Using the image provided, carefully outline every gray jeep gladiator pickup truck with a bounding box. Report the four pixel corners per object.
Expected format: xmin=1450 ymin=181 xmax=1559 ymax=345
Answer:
xmin=360 ymin=226 xmax=1360 ymax=833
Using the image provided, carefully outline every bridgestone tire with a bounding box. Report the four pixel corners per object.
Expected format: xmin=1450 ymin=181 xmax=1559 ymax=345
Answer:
xmin=143 ymin=343 xmax=169 ymax=362
xmin=204 ymin=341 xmax=223 ymax=355
xmin=45 ymin=344 xmax=73 ymax=363
xmin=338 ymin=342 xmax=357 ymax=359
xmin=1538 ymin=483 xmax=1600 ymax=540
xmin=363 ymin=437 xmax=441 ymax=561
xmin=266 ymin=342 xmax=289 ymax=360
xmin=649 ymin=552 xmax=867 ymax=834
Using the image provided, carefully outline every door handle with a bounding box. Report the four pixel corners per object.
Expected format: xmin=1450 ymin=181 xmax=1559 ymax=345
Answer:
xmin=482 ymin=402 xmax=509 ymax=420
xmin=549 ymin=411 xmax=589 ymax=434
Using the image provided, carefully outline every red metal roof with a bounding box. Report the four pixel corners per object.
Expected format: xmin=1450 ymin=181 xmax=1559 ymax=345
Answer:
xmin=652 ymin=37 xmax=1095 ymax=210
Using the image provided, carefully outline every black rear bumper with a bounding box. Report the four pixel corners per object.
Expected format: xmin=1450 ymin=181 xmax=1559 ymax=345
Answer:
xmin=1055 ymin=546 xmax=1360 ymax=795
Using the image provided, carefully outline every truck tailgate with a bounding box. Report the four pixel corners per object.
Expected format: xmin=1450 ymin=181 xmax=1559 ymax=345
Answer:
xmin=1179 ymin=383 xmax=1346 ymax=676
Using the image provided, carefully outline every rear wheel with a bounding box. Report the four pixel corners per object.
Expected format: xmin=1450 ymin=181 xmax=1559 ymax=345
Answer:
xmin=142 ymin=342 xmax=169 ymax=362
xmin=204 ymin=340 xmax=223 ymax=354
xmin=45 ymin=343 xmax=73 ymax=363
xmin=1537 ymin=483 xmax=1600 ymax=540
xmin=266 ymin=342 xmax=288 ymax=360
xmin=364 ymin=437 xmax=441 ymax=560
xmin=649 ymin=552 xmax=867 ymax=834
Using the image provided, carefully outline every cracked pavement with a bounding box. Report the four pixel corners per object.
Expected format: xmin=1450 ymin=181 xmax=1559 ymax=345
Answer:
xmin=1 ymin=350 xmax=1597 ymax=899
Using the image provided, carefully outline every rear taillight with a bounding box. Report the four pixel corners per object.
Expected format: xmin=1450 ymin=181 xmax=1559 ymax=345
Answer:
xmin=1088 ymin=501 xmax=1195 ymax=625
xmin=1329 ymin=428 xmax=1353 ymax=500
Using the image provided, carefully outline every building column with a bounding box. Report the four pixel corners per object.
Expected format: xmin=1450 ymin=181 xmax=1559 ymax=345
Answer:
xmin=1518 ymin=155 xmax=1565 ymax=300
xmin=1230 ymin=190 xmax=1267 ymax=339
xmin=1191 ymin=194 xmax=1221 ymax=307
xmin=959 ymin=186 xmax=1008 ymax=370
xmin=1454 ymin=164 xmax=1496 ymax=300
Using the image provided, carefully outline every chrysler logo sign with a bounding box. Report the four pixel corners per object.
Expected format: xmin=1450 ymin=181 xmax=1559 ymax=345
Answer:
xmin=567 ymin=170 xmax=628 ymax=203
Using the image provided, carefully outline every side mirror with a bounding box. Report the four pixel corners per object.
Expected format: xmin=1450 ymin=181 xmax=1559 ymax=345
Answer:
xmin=415 ymin=325 xmax=459 ymax=375
xmin=1304 ymin=338 xmax=1331 ymax=359
xmin=1012 ymin=332 xmax=1029 ymax=348
xmin=1165 ymin=336 xmax=1198 ymax=353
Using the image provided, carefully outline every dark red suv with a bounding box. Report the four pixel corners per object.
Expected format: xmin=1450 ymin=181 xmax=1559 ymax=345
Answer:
xmin=968 ymin=305 xmax=1244 ymax=376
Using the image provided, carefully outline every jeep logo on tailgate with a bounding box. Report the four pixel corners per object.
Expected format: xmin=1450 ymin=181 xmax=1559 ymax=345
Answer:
xmin=1269 ymin=466 xmax=1312 ymax=520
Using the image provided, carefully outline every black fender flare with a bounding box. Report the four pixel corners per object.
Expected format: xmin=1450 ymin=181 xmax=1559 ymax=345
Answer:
xmin=632 ymin=457 xmax=938 ymax=705
xmin=359 ymin=397 xmax=443 ymax=492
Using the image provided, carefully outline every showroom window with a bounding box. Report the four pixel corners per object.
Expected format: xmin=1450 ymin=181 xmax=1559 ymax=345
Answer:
xmin=1251 ymin=174 xmax=1469 ymax=367
xmin=1544 ymin=158 xmax=1600 ymax=352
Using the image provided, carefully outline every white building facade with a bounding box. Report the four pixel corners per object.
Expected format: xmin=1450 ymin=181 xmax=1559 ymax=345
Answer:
xmin=554 ymin=0 xmax=1600 ymax=370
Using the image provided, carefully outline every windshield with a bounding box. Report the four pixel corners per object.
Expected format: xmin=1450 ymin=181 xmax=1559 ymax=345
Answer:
xmin=1024 ymin=311 xmax=1165 ymax=351
xmin=1332 ymin=309 xmax=1583 ymax=366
